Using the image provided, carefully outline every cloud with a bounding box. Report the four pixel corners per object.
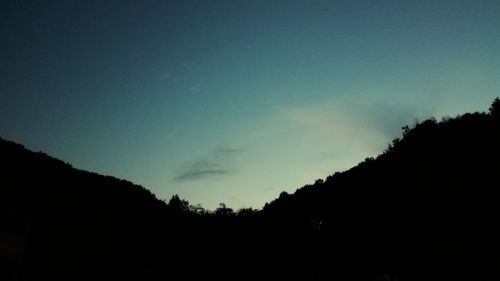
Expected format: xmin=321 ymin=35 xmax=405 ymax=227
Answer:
xmin=214 ymin=146 xmax=245 ymax=156
xmin=274 ymin=99 xmax=431 ymax=155
xmin=173 ymin=146 xmax=243 ymax=182
xmin=360 ymin=102 xmax=422 ymax=138
xmin=174 ymin=159 xmax=230 ymax=181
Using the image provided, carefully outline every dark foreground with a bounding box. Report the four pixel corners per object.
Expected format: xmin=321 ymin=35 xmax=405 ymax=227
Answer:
xmin=2 ymin=99 xmax=500 ymax=281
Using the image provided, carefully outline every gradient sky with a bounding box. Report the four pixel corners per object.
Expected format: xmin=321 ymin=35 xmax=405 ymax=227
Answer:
xmin=1 ymin=0 xmax=499 ymax=209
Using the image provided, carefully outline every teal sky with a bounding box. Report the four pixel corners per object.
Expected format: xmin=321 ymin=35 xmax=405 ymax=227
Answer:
xmin=1 ymin=0 xmax=500 ymax=209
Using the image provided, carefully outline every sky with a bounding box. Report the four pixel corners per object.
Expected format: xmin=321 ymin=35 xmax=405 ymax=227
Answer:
xmin=1 ymin=0 xmax=500 ymax=210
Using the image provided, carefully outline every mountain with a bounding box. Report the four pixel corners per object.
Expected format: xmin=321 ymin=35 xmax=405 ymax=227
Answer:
xmin=1 ymin=98 xmax=500 ymax=281
xmin=0 ymin=137 xmax=262 ymax=281
xmin=262 ymin=98 xmax=500 ymax=280
xmin=0 ymin=138 xmax=168 ymax=280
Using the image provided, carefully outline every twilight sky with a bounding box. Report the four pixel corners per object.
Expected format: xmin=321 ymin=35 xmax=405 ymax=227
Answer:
xmin=1 ymin=0 xmax=499 ymax=209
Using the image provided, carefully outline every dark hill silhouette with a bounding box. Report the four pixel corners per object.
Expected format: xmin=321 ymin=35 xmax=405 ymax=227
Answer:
xmin=262 ymin=98 xmax=500 ymax=280
xmin=0 ymin=138 xmax=262 ymax=281
xmin=1 ymin=98 xmax=500 ymax=281
xmin=0 ymin=138 xmax=168 ymax=280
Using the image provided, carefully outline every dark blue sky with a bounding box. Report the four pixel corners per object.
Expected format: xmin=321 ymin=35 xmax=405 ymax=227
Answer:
xmin=1 ymin=0 xmax=500 ymax=209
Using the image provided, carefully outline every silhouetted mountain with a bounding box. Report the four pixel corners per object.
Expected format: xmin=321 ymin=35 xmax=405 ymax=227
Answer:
xmin=0 ymin=138 xmax=169 ymax=280
xmin=2 ymin=98 xmax=500 ymax=281
xmin=0 ymin=138 xmax=262 ymax=281
xmin=262 ymin=98 xmax=500 ymax=281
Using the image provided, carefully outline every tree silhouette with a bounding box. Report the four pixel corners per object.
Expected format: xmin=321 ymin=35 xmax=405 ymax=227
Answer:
xmin=167 ymin=194 xmax=190 ymax=212
xmin=2 ymin=98 xmax=500 ymax=281
xmin=215 ymin=203 xmax=234 ymax=216
xmin=489 ymin=97 xmax=500 ymax=118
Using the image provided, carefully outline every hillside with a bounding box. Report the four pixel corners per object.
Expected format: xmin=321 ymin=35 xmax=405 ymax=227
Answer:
xmin=0 ymin=138 xmax=168 ymax=280
xmin=0 ymin=137 xmax=262 ymax=281
xmin=1 ymin=98 xmax=500 ymax=281
xmin=262 ymin=98 xmax=500 ymax=280
xmin=266 ymin=100 xmax=500 ymax=218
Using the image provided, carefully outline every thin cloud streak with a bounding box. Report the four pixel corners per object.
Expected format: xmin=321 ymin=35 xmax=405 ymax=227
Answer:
xmin=173 ymin=146 xmax=244 ymax=182
xmin=174 ymin=166 xmax=229 ymax=182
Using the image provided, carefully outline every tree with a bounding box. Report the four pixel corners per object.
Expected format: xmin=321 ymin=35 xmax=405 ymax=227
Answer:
xmin=215 ymin=203 xmax=234 ymax=216
xmin=236 ymin=207 xmax=258 ymax=217
xmin=190 ymin=203 xmax=207 ymax=215
xmin=489 ymin=97 xmax=500 ymax=118
xmin=167 ymin=194 xmax=189 ymax=212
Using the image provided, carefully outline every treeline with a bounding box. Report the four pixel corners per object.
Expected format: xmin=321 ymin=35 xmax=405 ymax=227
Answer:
xmin=260 ymin=98 xmax=500 ymax=280
xmin=1 ymin=98 xmax=500 ymax=281
xmin=163 ymin=194 xmax=258 ymax=217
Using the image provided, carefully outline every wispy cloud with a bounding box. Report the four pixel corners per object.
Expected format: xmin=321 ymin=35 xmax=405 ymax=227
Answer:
xmin=174 ymin=159 xmax=230 ymax=181
xmin=360 ymin=102 xmax=423 ymax=138
xmin=275 ymin=99 xmax=432 ymax=155
xmin=173 ymin=146 xmax=244 ymax=182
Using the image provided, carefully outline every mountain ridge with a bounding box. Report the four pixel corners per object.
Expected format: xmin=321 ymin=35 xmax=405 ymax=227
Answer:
xmin=1 ymin=98 xmax=500 ymax=281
